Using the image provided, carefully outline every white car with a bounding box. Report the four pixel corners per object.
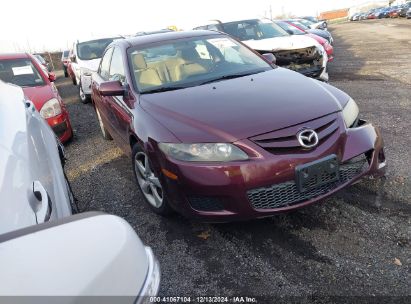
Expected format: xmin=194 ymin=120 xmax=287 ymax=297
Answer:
xmin=0 ymin=81 xmax=73 ymax=233
xmin=194 ymin=19 xmax=328 ymax=81
xmin=0 ymin=81 xmax=160 ymax=300
xmin=70 ymin=37 xmax=118 ymax=103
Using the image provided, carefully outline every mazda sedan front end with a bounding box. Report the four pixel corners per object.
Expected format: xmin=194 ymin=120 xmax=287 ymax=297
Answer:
xmin=91 ymin=30 xmax=385 ymax=222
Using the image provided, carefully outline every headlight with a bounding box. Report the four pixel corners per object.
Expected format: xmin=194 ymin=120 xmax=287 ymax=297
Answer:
xmin=342 ymin=98 xmax=359 ymax=128
xmin=80 ymin=67 xmax=93 ymax=76
xmin=158 ymin=143 xmax=249 ymax=162
xmin=40 ymin=98 xmax=62 ymax=119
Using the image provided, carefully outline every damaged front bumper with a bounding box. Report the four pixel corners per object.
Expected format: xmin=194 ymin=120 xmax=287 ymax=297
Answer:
xmin=260 ymin=46 xmax=328 ymax=81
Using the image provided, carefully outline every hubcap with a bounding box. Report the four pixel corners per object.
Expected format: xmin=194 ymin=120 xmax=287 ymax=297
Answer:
xmin=134 ymin=152 xmax=163 ymax=208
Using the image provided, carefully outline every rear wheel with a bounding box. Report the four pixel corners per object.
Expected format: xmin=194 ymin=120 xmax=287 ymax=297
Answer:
xmin=64 ymin=67 xmax=68 ymax=77
xmin=95 ymin=108 xmax=112 ymax=140
xmin=132 ymin=144 xmax=172 ymax=215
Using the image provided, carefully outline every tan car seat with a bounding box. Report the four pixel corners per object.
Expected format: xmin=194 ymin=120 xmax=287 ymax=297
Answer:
xmin=132 ymin=54 xmax=162 ymax=89
xmin=176 ymin=48 xmax=207 ymax=80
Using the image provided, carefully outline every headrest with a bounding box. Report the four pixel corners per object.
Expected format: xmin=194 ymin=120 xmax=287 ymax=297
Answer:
xmin=133 ymin=53 xmax=147 ymax=70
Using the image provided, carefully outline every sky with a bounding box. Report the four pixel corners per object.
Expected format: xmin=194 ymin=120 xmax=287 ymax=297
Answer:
xmin=0 ymin=0 xmax=376 ymax=53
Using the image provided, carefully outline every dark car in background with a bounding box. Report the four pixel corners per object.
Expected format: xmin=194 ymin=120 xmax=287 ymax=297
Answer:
xmin=0 ymin=53 xmax=73 ymax=143
xmin=91 ymin=30 xmax=385 ymax=222
xmin=33 ymin=54 xmax=51 ymax=72
xmin=400 ymin=2 xmax=411 ymax=17
xmin=61 ymin=50 xmax=70 ymax=77
xmin=284 ymin=19 xmax=333 ymax=44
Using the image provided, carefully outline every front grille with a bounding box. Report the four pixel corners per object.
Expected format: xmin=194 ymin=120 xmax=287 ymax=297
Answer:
xmin=188 ymin=196 xmax=224 ymax=212
xmin=247 ymin=156 xmax=368 ymax=210
xmin=249 ymin=113 xmax=340 ymax=154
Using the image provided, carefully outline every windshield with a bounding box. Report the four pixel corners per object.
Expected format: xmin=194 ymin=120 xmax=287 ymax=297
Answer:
xmin=0 ymin=59 xmax=45 ymax=87
xmin=62 ymin=50 xmax=69 ymax=57
xmin=221 ymin=20 xmax=289 ymax=41
xmin=77 ymin=38 xmax=116 ymax=60
xmin=129 ymin=35 xmax=272 ymax=93
xmin=276 ymin=21 xmax=305 ymax=35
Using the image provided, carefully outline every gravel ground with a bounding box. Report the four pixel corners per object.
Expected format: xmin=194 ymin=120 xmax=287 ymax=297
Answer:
xmin=57 ymin=19 xmax=410 ymax=302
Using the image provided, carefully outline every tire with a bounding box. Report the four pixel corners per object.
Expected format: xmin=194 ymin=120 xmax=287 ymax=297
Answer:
xmin=132 ymin=144 xmax=173 ymax=215
xmin=95 ymin=108 xmax=112 ymax=140
xmin=64 ymin=67 xmax=68 ymax=77
xmin=79 ymin=83 xmax=90 ymax=104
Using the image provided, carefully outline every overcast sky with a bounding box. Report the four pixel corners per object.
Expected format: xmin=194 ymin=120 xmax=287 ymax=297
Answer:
xmin=0 ymin=0 xmax=370 ymax=53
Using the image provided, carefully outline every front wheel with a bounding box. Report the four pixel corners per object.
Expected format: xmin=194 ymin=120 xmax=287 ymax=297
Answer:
xmin=64 ymin=67 xmax=68 ymax=77
xmin=132 ymin=144 xmax=172 ymax=215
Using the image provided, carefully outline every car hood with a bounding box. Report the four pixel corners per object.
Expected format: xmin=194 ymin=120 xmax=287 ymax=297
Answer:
xmin=77 ymin=58 xmax=100 ymax=72
xmin=22 ymin=85 xmax=56 ymax=111
xmin=242 ymin=35 xmax=318 ymax=51
xmin=140 ymin=68 xmax=349 ymax=143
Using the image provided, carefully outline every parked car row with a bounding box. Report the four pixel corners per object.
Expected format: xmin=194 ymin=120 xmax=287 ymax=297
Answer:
xmin=0 ymin=14 xmax=387 ymax=300
xmin=351 ymin=2 xmax=411 ymax=20
xmin=193 ymin=18 xmax=333 ymax=81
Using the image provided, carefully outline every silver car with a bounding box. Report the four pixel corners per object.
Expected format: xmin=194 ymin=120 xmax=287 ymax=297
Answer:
xmin=0 ymin=80 xmax=73 ymax=234
xmin=0 ymin=81 xmax=160 ymax=300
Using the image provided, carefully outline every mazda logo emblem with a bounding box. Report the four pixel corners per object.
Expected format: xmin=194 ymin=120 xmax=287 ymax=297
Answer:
xmin=297 ymin=129 xmax=319 ymax=149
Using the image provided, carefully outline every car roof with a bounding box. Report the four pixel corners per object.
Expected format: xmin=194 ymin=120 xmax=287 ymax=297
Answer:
xmin=0 ymin=53 xmax=31 ymax=60
xmin=118 ymin=30 xmax=223 ymax=48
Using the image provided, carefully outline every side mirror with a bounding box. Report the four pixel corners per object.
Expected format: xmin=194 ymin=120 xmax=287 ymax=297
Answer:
xmin=48 ymin=72 xmax=56 ymax=82
xmin=286 ymin=29 xmax=294 ymax=35
xmin=70 ymin=54 xmax=76 ymax=62
xmin=262 ymin=53 xmax=276 ymax=65
xmin=99 ymin=80 xmax=125 ymax=96
xmin=0 ymin=213 xmax=160 ymax=297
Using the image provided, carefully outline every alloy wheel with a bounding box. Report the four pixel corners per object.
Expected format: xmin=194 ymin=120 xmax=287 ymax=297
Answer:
xmin=134 ymin=152 xmax=163 ymax=208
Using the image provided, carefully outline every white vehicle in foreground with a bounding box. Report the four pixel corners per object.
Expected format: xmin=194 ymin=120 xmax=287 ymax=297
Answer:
xmin=70 ymin=37 xmax=118 ymax=103
xmin=194 ymin=19 xmax=328 ymax=81
xmin=0 ymin=81 xmax=160 ymax=301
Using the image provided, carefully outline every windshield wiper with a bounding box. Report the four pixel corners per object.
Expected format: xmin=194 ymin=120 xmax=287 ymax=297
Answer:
xmin=141 ymin=85 xmax=187 ymax=94
xmin=198 ymin=70 xmax=266 ymax=85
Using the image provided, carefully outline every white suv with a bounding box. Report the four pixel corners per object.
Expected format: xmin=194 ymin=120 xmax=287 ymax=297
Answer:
xmin=70 ymin=37 xmax=118 ymax=103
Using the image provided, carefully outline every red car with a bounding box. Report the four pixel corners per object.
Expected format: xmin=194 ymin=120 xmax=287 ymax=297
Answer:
xmin=91 ymin=31 xmax=385 ymax=222
xmin=275 ymin=21 xmax=334 ymax=62
xmin=0 ymin=53 xmax=73 ymax=143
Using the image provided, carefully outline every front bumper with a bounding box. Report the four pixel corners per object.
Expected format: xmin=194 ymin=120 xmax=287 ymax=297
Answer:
xmin=156 ymin=117 xmax=385 ymax=222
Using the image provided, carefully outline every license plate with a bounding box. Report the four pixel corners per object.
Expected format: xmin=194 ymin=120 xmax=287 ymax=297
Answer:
xmin=295 ymin=155 xmax=339 ymax=193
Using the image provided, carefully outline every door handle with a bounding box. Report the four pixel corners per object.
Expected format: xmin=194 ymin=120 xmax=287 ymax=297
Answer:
xmin=29 ymin=181 xmax=52 ymax=224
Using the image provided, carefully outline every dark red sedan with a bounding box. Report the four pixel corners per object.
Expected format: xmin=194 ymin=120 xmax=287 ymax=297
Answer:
xmin=0 ymin=53 xmax=73 ymax=143
xmin=91 ymin=31 xmax=385 ymax=222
